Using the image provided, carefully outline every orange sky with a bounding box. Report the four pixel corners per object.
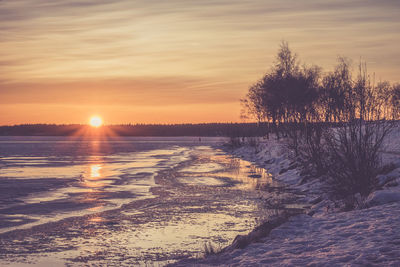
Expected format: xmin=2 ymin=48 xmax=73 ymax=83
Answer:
xmin=1 ymin=0 xmax=400 ymax=125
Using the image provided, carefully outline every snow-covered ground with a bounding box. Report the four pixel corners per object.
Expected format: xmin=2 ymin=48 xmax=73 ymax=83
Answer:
xmin=173 ymin=124 xmax=400 ymax=266
xmin=186 ymin=201 xmax=400 ymax=266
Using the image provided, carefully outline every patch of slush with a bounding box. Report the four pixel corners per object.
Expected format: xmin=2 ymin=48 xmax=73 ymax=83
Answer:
xmin=3 ymin=208 xmax=257 ymax=267
xmin=177 ymin=176 xmax=228 ymax=186
xmin=180 ymin=162 xmax=224 ymax=173
xmin=177 ymin=147 xmax=280 ymax=191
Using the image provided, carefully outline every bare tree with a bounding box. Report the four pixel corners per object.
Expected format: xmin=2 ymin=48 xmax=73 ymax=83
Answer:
xmin=242 ymin=42 xmax=398 ymax=200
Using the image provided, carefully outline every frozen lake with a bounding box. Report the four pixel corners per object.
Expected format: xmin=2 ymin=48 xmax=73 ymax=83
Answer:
xmin=0 ymin=137 xmax=300 ymax=266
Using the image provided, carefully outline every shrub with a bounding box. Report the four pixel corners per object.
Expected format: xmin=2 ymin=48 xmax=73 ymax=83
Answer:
xmin=323 ymin=121 xmax=393 ymax=197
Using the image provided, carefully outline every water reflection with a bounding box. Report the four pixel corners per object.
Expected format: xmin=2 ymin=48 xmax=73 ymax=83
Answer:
xmin=178 ymin=151 xmax=279 ymax=191
xmin=224 ymin=156 xmax=276 ymax=190
xmin=90 ymin=164 xmax=102 ymax=179
xmin=82 ymin=163 xmax=109 ymax=189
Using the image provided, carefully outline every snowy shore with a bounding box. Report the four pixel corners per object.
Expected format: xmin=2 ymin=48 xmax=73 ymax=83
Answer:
xmin=173 ymin=125 xmax=400 ymax=266
xmin=180 ymin=201 xmax=400 ymax=266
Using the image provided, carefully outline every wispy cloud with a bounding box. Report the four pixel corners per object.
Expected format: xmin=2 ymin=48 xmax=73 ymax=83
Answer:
xmin=0 ymin=0 xmax=399 ymax=123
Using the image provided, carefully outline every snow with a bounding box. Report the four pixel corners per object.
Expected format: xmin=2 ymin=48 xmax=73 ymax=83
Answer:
xmin=188 ymin=201 xmax=400 ymax=266
xmin=172 ymin=125 xmax=400 ymax=266
xmin=366 ymin=188 xmax=400 ymax=206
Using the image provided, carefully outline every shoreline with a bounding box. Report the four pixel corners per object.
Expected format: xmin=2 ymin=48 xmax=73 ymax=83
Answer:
xmin=171 ymin=135 xmax=400 ymax=266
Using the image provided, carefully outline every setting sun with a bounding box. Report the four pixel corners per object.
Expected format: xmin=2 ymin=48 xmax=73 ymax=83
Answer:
xmin=89 ymin=116 xmax=103 ymax=127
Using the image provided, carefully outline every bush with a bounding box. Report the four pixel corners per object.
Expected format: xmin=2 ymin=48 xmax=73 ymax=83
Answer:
xmin=323 ymin=121 xmax=393 ymax=197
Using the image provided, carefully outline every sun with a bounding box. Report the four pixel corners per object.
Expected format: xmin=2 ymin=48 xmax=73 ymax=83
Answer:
xmin=89 ymin=116 xmax=103 ymax=128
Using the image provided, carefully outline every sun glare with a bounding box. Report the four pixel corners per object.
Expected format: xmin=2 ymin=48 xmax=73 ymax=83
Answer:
xmin=89 ymin=116 xmax=103 ymax=127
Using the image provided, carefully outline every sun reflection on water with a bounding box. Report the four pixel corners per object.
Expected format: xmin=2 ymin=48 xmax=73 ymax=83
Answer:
xmin=90 ymin=164 xmax=102 ymax=179
xmin=82 ymin=163 xmax=109 ymax=188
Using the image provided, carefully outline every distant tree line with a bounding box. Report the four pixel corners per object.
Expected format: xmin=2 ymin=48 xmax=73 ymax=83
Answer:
xmin=242 ymin=41 xmax=400 ymax=201
xmin=0 ymin=123 xmax=268 ymax=137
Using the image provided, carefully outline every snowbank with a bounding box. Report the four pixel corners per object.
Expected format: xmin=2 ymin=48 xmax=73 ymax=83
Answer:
xmin=180 ymin=201 xmax=400 ymax=266
xmin=188 ymin=127 xmax=400 ymax=266
xmin=366 ymin=188 xmax=400 ymax=206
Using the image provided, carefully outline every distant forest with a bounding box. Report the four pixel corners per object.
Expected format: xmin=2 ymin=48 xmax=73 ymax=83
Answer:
xmin=0 ymin=123 xmax=268 ymax=137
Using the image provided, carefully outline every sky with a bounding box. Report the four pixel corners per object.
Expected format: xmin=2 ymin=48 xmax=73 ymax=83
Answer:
xmin=1 ymin=0 xmax=399 ymax=125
